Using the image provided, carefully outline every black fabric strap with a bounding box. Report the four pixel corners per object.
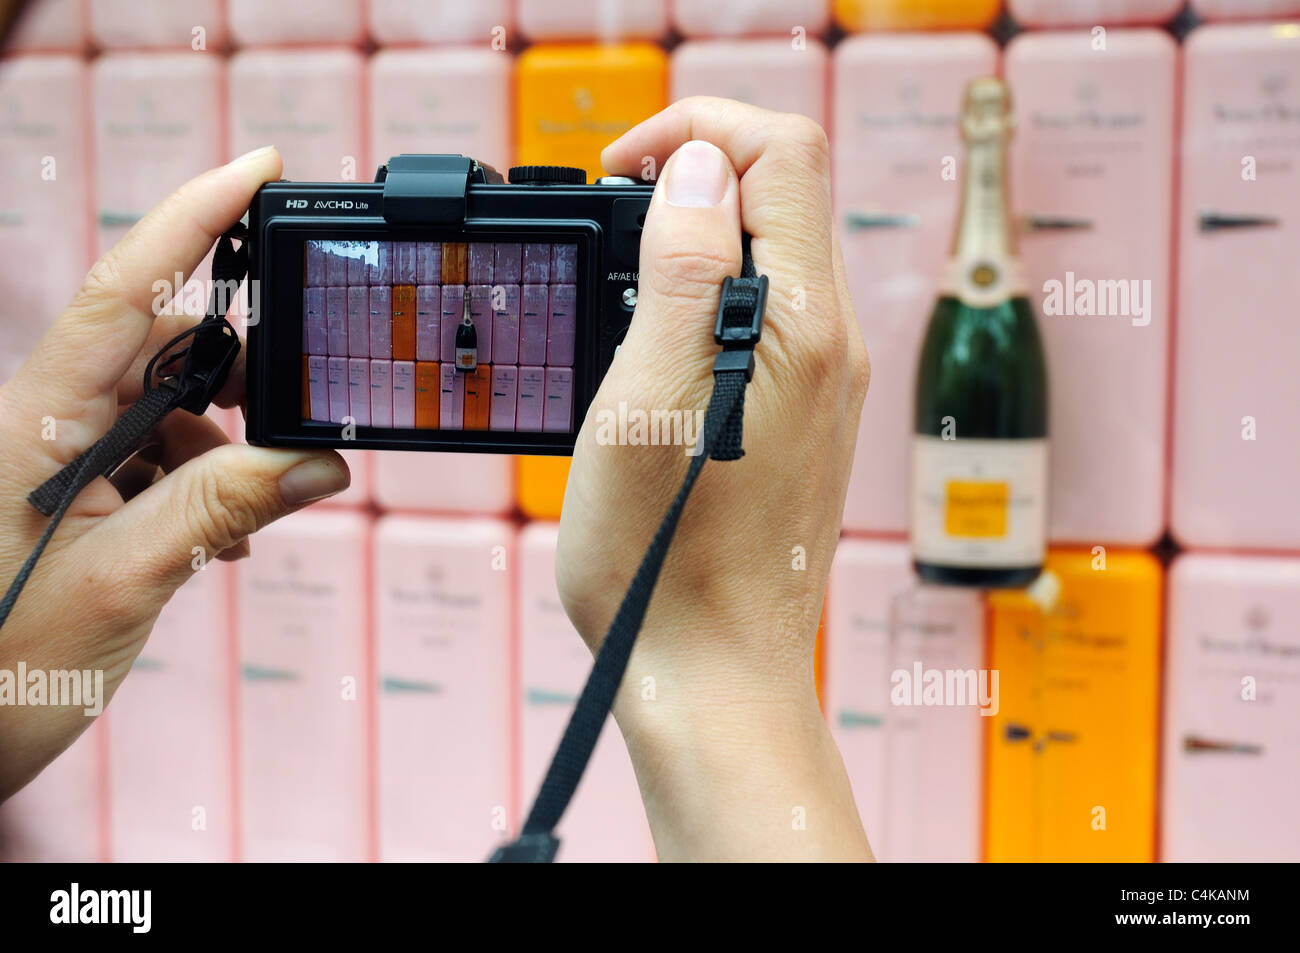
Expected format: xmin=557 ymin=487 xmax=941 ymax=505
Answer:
xmin=491 ymin=240 xmax=768 ymax=863
xmin=27 ymin=386 xmax=178 ymax=517
xmin=0 ymin=226 xmax=247 ymax=631
xmin=0 ymin=386 xmax=181 ymax=628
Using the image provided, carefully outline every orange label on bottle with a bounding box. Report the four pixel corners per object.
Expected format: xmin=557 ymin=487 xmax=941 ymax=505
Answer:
xmin=944 ymin=480 xmax=1009 ymax=538
xmin=911 ymin=436 xmax=1047 ymax=568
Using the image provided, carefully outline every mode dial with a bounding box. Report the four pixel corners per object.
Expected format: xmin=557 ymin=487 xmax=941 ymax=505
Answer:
xmin=507 ymin=165 xmax=587 ymax=185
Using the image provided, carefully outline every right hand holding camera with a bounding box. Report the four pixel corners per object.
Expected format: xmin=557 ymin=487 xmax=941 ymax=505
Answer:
xmin=557 ymin=98 xmax=873 ymax=861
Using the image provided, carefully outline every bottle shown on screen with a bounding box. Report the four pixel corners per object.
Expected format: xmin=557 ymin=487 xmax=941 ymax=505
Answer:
xmin=454 ymin=296 xmax=478 ymax=372
xmin=911 ymin=77 xmax=1048 ymax=589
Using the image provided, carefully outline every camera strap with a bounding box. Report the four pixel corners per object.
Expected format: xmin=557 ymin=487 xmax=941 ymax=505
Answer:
xmin=0 ymin=225 xmax=247 ymax=630
xmin=490 ymin=239 xmax=768 ymax=862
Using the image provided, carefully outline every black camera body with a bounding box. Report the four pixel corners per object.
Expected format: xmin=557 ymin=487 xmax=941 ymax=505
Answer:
xmin=244 ymin=155 xmax=652 ymax=455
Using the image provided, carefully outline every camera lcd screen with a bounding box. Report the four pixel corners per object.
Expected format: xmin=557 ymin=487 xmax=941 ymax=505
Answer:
xmin=301 ymin=239 xmax=580 ymax=436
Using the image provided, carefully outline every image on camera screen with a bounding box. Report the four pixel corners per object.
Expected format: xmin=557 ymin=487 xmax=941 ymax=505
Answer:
xmin=302 ymin=239 xmax=578 ymax=434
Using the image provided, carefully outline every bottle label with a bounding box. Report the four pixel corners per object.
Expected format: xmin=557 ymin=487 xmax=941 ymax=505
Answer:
xmin=910 ymin=435 xmax=1048 ymax=569
xmin=938 ymin=254 xmax=1028 ymax=310
xmin=455 ymin=347 xmax=477 ymax=371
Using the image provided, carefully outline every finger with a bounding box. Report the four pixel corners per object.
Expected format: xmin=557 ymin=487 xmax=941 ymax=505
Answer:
xmin=124 ymin=414 xmax=247 ymax=554
xmin=616 ymin=140 xmax=743 ymax=391
xmin=151 ymin=409 xmax=232 ymax=475
xmin=14 ymin=146 xmax=281 ymax=416
xmin=601 ymin=98 xmax=835 ymax=313
xmin=76 ymin=444 xmax=349 ymax=604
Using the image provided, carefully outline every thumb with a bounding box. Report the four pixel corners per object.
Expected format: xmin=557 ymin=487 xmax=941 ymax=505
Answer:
xmin=616 ymin=140 xmax=743 ymax=382
xmin=77 ymin=443 xmax=350 ymax=603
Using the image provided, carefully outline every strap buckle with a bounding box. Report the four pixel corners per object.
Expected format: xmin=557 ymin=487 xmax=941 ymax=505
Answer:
xmin=713 ymin=274 xmax=768 ymax=381
xmin=142 ymin=222 xmax=248 ymax=416
xmin=172 ymin=319 xmax=241 ymax=414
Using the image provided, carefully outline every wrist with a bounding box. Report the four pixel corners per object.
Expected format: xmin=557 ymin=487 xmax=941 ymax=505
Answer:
xmin=609 ymin=644 xmax=821 ymax=746
xmin=611 ymin=676 xmax=870 ymax=861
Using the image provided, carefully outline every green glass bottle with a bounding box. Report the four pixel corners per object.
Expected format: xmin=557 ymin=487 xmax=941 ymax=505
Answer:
xmin=911 ymin=77 xmax=1049 ymax=588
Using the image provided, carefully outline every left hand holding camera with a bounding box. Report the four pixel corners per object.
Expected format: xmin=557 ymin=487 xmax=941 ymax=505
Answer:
xmin=0 ymin=145 xmax=349 ymax=801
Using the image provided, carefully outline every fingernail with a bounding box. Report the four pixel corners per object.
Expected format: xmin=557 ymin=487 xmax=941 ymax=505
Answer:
xmin=666 ymin=140 xmax=728 ymax=208
xmin=229 ymin=145 xmax=275 ymax=165
xmin=279 ymin=457 xmax=349 ymax=506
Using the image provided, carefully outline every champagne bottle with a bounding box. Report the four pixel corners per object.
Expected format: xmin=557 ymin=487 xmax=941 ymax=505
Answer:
xmin=454 ymin=290 xmax=478 ymax=372
xmin=911 ymin=77 xmax=1048 ymax=588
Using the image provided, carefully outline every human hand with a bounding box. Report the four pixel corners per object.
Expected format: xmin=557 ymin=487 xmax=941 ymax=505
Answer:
xmin=555 ymin=99 xmax=872 ymax=860
xmin=0 ymin=147 xmax=350 ymax=801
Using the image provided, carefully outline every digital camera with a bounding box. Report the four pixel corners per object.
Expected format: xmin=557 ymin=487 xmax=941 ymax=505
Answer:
xmin=244 ymin=154 xmax=653 ymax=455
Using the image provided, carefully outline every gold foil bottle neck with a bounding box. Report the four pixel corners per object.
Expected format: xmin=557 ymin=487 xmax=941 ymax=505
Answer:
xmin=961 ymin=76 xmax=1015 ymax=144
xmin=945 ymin=76 xmax=1025 ymax=293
